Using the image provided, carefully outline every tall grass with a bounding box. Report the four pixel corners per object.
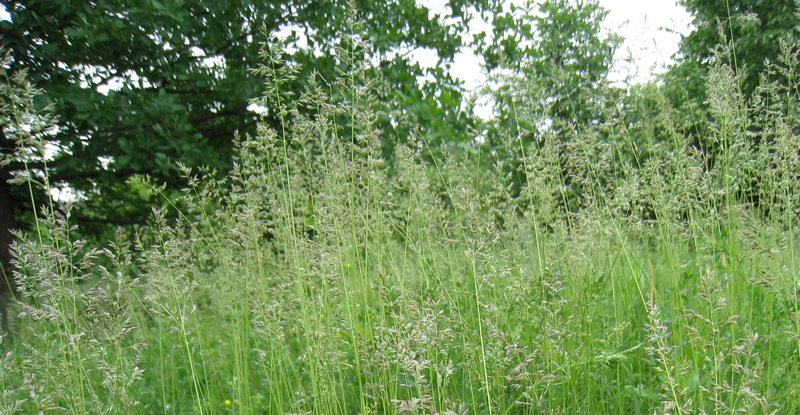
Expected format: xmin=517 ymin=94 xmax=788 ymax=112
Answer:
xmin=2 ymin=18 xmax=800 ymax=415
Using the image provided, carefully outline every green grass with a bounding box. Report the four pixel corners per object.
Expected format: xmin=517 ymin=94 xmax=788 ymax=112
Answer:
xmin=2 ymin=30 xmax=800 ymax=415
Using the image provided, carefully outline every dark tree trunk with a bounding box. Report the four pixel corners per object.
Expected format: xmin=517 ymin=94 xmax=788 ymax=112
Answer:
xmin=0 ymin=132 xmax=17 ymax=334
xmin=0 ymin=178 xmax=16 ymax=290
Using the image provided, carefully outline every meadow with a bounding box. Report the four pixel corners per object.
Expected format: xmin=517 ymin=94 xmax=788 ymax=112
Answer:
xmin=1 ymin=33 xmax=799 ymax=415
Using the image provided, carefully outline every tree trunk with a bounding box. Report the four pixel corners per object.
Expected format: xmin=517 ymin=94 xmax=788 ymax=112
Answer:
xmin=0 ymin=132 xmax=17 ymax=334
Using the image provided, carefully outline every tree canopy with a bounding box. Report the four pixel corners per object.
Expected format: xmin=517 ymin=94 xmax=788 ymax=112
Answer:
xmin=0 ymin=0 xmax=497 ymax=222
xmin=662 ymin=0 xmax=800 ymax=131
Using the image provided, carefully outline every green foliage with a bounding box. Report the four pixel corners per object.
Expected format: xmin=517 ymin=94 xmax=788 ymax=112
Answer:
xmin=675 ymin=0 xmax=800 ymax=100
xmin=662 ymin=0 xmax=800 ymax=161
xmin=485 ymin=0 xmax=621 ymax=129
xmin=0 ymin=0 xmax=497 ymax=239
xmin=478 ymin=0 xmax=622 ymax=220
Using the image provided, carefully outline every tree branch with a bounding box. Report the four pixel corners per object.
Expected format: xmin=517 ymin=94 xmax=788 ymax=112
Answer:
xmin=189 ymin=103 xmax=251 ymax=126
xmin=72 ymin=215 xmax=144 ymax=226
xmin=49 ymin=167 xmax=156 ymax=182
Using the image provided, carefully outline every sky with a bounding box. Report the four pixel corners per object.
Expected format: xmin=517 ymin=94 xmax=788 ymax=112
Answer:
xmin=598 ymin=0 xmax=693 ymax=85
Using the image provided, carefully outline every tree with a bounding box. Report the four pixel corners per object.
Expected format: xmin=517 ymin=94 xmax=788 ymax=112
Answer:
xmin=670 ymin=0 xmax=799 ymax=102
xmin=479 ymin=0 xmax=619 ymax=126
xmin=659 ymin=0 xmax=800 ymax=211
xmin=661 ymin=0 xmax=800 ymax=146
xmin=475 ymin=0 xmax=620 ymax=213
xmin=0 ymin=0 xmax=499 ymax=324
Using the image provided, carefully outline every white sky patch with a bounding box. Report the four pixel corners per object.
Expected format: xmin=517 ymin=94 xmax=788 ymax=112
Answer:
xmin=413 ymin=0 xmax=490 ymax=89
xmin=275 ymin=23 xmax=318 ymax=55
xmin=598 ymin=0 xmax=693 ymax=85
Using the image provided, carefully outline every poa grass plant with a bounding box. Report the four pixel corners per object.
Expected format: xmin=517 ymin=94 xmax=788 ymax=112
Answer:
xmin=3 ymin=19 xmax=800 ymax=415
